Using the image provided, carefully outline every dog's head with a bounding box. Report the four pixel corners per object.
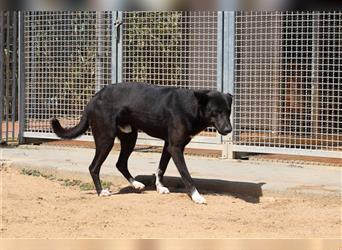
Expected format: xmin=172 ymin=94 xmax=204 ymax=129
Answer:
xmin=194 ymin=90 xmax=233 ymax=135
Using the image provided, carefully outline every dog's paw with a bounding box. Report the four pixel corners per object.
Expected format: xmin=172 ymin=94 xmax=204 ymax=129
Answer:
xmin=157 ymin=186 xmax=170 ymax=194
xmin=131 ymin=180 xmax=145 ymax=190
xmin=99 ymin=189 xmax=111 ymax=197
xmin=191 ymin=189 xmax=207 ymax=204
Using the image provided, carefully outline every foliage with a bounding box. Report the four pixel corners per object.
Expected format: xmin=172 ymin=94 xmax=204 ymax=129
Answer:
xmin=20 ymin=167 xmax=112 ymax=191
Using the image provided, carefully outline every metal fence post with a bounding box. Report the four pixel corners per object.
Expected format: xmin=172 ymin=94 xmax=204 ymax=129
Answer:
xmin=222 ymin=11 xmax=235 ymax=159
xmin=5 ymin=11 xmax=10 ymax=142
xmin=216 ymin=11 xmax=224 ymax=93
xmin=117 ymin=11 xmax=123 ymax=83
xmin=0 ymin=11 xmax=3 ymax=143
xmin=18 ymin=11 xmax=25 ymax=144
xmin=95 ymin=11 xmax=104 ymax=92
xmin=111 ymin=11 xmax=118 ymax=84
xmin=12 ymin=11 xmax=17 ymax=140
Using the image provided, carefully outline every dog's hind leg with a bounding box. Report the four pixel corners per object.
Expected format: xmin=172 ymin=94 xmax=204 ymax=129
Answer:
xmin=116 ymin=130 xmax=145 ymax=191
xmin=89 ymin=135 xmax=114 ymax=196
xmin=155 ymin=142 xmax=171 ymax=194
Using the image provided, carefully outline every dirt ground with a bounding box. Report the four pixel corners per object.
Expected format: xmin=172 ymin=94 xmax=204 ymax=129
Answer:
xmin=1 ymin=166 xmax=341 ymax=238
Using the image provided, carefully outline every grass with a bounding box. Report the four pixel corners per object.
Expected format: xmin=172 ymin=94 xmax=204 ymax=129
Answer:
xmin=79 ymin=180 xmax=112 ymax=191
xmin=20 ymin=168 xmax=112 ymax=191
xmin=20 ymin=168 xmax=56 ymax=180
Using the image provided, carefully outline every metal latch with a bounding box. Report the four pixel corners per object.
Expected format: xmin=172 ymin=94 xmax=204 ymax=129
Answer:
xmin=114 ymin=18 xmax=122 ymax=42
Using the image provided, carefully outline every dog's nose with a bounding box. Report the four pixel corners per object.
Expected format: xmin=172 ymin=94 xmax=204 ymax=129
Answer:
xmin=223 ymin=127 xmax=232 ymax=134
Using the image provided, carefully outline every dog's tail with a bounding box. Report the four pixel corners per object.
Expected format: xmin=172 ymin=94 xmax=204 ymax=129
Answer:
xmin=51 ymin=111 xmax=89 ymax=139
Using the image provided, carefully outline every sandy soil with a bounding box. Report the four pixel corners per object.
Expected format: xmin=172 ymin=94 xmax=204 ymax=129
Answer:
xmin=1 ymin=166 xmax=341 ymax=238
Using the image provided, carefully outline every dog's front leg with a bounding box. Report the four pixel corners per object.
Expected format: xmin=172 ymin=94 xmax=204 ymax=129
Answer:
xmin=155 ymin=142 xmax=171 ymax=194
xmin=167 ymin=145 xmax=206 ymax=204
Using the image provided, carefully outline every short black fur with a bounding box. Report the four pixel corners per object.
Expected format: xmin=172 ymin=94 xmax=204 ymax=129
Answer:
xmin=52 ymin=82 xmax=233 ymax=202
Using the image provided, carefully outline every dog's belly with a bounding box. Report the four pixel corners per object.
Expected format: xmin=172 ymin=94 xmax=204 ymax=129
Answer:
xmin=118 ymin=115 xmax=168 ymax=140
xmin=140 ymin=127 xmax=167 ymax=140
xmin=137 ymin=122 xmax=168 ymax=140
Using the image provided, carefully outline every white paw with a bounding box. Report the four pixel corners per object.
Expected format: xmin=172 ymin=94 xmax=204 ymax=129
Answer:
xmin=131 ymin=180 xmax=145 ymax=190
xmin=191 ymin=189 xmax=207 ymax=204
xmin=157 ymin=186 xmax=170 ymax=194
xmin=99 ymin=189 xmax=111 ymax=197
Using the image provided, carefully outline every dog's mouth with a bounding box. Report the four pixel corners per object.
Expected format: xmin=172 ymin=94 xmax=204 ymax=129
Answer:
xmin=220 ymin=131 xmax=229 ymax=136
xmin=218 ymin=130 xmax=229 ymax=136
xmin=215 ymin=125 xmax=232 ymax=136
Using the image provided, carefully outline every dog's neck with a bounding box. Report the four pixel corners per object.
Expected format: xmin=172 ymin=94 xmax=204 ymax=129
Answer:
xmin=189 ymin=107 xmax=211 ymax=136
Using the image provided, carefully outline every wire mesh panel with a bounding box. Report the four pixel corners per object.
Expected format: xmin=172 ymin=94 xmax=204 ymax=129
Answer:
xmin=121 ymin=11 xmax=219 ymax=138
xmin=0 ymin=11 xmax=18 ymax=144
xmin=122 ymin=11 xmax=218 ymax=90
xmin=234 ymin=11 xmax=342 ymax=156
xmin=24 ymin=11 xmax=112 ymax=136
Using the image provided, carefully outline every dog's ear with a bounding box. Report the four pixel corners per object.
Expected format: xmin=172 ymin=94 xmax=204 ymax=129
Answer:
xmin=194 ymin=90 xmax=210 ymax=106
xmin=225 ymin=93 xmax=233 ymax=107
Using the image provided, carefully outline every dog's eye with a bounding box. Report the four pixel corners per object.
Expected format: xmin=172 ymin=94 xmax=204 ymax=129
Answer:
xmin=213 ymin=110 xmax=223 ymax=116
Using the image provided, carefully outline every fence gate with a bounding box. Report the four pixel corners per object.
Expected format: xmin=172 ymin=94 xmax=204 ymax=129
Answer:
xmin=22 ymin=11 xmax=113 ymax=140
xmin=0 ymin=11 xmax=18 ymax=144
xmin=120 ymin=11 xmax=222 ymax=148
xmin=233 ymin=11 xmax=342 ymax=158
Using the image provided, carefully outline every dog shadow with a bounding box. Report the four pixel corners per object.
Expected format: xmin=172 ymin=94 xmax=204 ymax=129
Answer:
xmin=115 ymin=175 xmax=265 ymax=204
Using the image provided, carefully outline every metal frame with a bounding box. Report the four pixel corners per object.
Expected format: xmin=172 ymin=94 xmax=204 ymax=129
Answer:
xmin=23 ymin=131 xmax=223 ymax=150
xmin=19 ymin=11 xmax=341 ymax=158
xmin=111 ymin=11 xmax=118 ymax=84
xmin=0 ymin=12 xmax=4 ymax=142
xmin=0 ymin=11 xmax=19 ymax=144
xmin=232 ymin=11 xmax=341 ymax=158
xmin=18 ymin=11 xmax=25 ymax=143
xmin=232 ymin=145 xmax=340 ymax=158
xmin=222 ymin=11 xmax=235 ymax=158
xmin=117 ymin=11 xmax=123 ymax=83
xmin=22 ymin=11 xmax=112 ymax=137
xmin=120 ymin=11 xmax=221 ymax=145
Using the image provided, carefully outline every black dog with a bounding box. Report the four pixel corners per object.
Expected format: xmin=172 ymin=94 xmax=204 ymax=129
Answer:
xmin=52 ymin=82 xmax=232 ymax=204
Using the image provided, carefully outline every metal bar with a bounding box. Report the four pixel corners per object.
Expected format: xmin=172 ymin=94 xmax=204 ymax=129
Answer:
xmin=232 ymin=145 xmax=341 ymax=159
xmin=216 ymin=11 xmax=225 ymax=151
xmin=5 ymin=11 xmax=10 ymax=142
xmin=22 ymin=132 xmax=224 ymax=150
xmin=117 ymin=11 xmax=123 ymax=83
xmin=95 ymin=11 xmax=104 ymax=92
xmin=222 ymin=11 xmax=235 ymax=159
xmin=216 ymin=11 xmax=223 ymax=93
xmin=18 ymin=11 xmax=25 ymax=144
xmin=111 ymin=11 xmax=118 ymax=84
xmin=0 ymin=11 xmax=3 ymax=143
xmin=12 ymin=11 xmax=17 ymax=140
xmin=224 ymin=11 xmax=235 ymax=95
